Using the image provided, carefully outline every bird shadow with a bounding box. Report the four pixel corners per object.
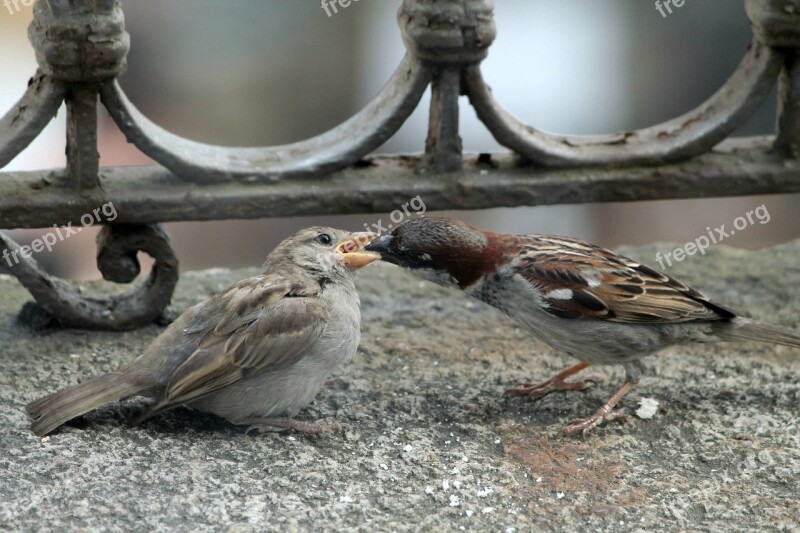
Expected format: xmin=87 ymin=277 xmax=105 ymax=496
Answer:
xmin=58 ymin=402 xmax=334 ymax=440
xmin=61 ymin=402 xmax=241 ymax=437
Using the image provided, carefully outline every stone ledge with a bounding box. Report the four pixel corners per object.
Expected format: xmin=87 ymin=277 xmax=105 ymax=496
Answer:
xmin=1 ymin=241 xmax=799 ymax=531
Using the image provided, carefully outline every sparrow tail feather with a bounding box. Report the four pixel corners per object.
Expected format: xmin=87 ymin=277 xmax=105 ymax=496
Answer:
xmin=719 ymin=318 xmax=800 ymax=348
xmin=26 ymin=373 xmax=141 ymax=437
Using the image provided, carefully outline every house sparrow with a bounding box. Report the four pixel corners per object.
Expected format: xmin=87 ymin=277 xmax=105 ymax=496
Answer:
xmin=365 ymin=216 xmax=800 ymax=435
xmin=27 ymin=227 xmax=379 ymax=437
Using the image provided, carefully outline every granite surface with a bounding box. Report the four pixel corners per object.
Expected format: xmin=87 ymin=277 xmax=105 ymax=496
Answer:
xmin=1 ymin=241 xmax=799 ymax=532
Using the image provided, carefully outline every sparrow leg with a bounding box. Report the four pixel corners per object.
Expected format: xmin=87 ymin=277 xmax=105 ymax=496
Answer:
xmin=562 ymin=360 xmax=642 ymax=436
xmin=504 ymin=362 xmax=594 ymax=400
xmin=239 ymin=417 xmax=341 ymax=436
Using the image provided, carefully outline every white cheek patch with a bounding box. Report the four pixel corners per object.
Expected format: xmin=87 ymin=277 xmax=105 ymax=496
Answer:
xmin=547 ymin=288 xmax=573 ymax=300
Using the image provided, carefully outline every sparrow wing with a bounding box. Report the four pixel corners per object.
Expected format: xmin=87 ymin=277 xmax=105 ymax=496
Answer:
xmin=143 ymin=277 xmax=329 ymax=417
xmin=513 ymin=235 xmax=735 ymax=323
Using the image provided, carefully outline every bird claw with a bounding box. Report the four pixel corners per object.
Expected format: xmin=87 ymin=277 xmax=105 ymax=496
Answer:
xmin=562 ymin=407 xmax=627 ymax=436
xmin=241 ymin=417 xmax=341 ymax=436
xmin=504 ymin=362 xmax=595 ymax=401
xmin=504 ymin=377 xmax=596 ymax=400
xmin=245 ymin=424 xmax=287 ymax=436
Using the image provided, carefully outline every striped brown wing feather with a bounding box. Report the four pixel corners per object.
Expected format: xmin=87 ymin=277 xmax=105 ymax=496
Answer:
xmin=514 ymin=235 xmax=734 ymax=323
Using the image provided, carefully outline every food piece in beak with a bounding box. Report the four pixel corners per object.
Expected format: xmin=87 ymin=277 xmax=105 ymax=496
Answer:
xmin=336 ymin=232 xmax=380 ymax=269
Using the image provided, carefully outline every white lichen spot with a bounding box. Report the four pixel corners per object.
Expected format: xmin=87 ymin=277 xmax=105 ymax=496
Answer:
xmin=449 ymin=495 xmax=461 ymax=507
xmin=476 ymin=487 xmax=493 ymax=498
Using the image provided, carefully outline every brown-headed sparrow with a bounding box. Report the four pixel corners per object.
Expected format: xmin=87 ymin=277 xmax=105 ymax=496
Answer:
xmin=365 ymin=216 xmax=800 ymax=435
xmin=27 ymin=227 xmax=379 ymax=437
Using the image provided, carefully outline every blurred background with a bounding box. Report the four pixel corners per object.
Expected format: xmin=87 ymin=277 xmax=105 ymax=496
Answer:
xmin=1 ymin=0 xmax=799 ymax=280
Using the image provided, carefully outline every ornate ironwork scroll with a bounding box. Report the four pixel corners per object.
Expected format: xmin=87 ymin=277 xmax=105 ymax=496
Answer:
xmin=0 ymin=0 xmax=798 ymax=329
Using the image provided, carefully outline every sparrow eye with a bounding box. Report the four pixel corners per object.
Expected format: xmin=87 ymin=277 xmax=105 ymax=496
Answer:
xmin=315 ymin=233 xmax=333 ymax=246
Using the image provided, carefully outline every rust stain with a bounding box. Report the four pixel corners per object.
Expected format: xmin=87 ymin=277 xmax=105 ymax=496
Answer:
xmin=501 ymin=427 xmax=648 ymax=515
xmin=507 ymin=435 xmax=623 ymax=495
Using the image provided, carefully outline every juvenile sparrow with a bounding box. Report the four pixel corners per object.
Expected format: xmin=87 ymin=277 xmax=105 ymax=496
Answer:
xmin=27 ymin=227 xmax=379 ymax=437
xmin=365 ymin=216 xmax=800 ymax=435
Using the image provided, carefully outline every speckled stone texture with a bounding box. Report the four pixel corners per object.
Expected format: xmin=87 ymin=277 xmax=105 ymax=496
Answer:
xmin=1 ymin=241 xmax=799 ymax=532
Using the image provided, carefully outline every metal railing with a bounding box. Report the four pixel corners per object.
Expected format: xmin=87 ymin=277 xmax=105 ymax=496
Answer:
xmin=0 ymin=0 xmax=798 ymax=329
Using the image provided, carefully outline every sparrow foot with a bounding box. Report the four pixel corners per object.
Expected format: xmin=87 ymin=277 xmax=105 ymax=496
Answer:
xmin=561 ymin=379 xmax=636 ymax=436
xmin=504 ymin=362 xmax=593 ymax=400
xmin=241 ymin=417 xmax=341 ymax=435
xmin=562 ymin=407 xmax=626 ymax=436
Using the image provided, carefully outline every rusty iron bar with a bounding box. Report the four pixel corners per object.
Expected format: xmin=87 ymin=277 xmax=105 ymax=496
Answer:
xmin=0 ymin=137 xmax=797 ymax=229
xmin=423 ymin=67 xmax=464 ymax=172
xmin=65 ymin=87 xmax=101 ymax=191
xmin=745 ymin=0 xmax=800 ymax=155
xmin=776 ymin=52 xmax=800 ymax=157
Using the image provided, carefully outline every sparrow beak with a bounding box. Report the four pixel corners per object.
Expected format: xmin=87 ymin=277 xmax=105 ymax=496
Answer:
xmin=364 ymin=235 xmax=394 ymax=254
xmin=336 ymin=232 xmax=380 ymax=269
xmin=364 ymin=235 xmax=404 ymax=266
xmin=364 ymin=234 xmax=393 ymax=255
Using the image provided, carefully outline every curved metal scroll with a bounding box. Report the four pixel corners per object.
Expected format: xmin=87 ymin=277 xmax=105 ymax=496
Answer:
xmin=100 ymin=54 xmax=433 ymax=183
xmin=465 ymin=40 xmax=785 ymax=167
xmin=0 ymin=71 xmax=65 ymax=168
xmin=0 ymin=225 xmax=178 ymax=330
